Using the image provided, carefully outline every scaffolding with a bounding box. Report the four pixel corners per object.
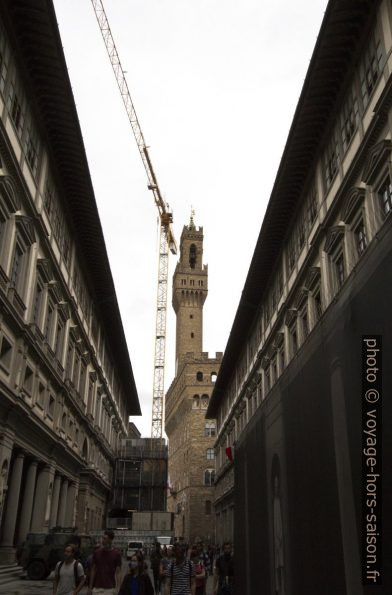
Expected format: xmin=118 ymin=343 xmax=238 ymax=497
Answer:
xmin=110 ymin=439 xmax=168 ymax=517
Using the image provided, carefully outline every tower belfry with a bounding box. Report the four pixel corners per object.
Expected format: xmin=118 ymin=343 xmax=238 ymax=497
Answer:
xmin=172 ymin=216 xmax=208 ymax=370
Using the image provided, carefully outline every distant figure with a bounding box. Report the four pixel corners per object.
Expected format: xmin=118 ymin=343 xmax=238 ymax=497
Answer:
xmin=160 ymin=546 xmax=174 ymax=594
xmin=88 ymin=529 xmax=122 ymax=595
xmin=150 ymin=541 xmax=163 ymax=593
xmin=118 ymin=552 xmax=154 ymax=595
xmin=273 ymin=475 xmax=285 ymax=594
xmin=213 ymin=542 xmax=234 ymax=595
xmin=190 ymin=547 xmax=206 ymax=595
xmin=53 ymin=543 xmax=85 ymax=595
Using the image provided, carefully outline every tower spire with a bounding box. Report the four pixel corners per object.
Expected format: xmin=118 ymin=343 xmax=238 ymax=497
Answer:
xmin=189 ymin=207 xmax=195 ymax=229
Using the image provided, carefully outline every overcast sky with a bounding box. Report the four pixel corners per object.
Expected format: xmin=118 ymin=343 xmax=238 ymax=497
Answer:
xmin=52 ymin=0 xmax=328 ymax=437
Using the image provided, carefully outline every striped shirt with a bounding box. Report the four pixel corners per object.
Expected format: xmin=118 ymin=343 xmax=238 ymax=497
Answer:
xmin=165 ymin=560 xmax=195 ymax=595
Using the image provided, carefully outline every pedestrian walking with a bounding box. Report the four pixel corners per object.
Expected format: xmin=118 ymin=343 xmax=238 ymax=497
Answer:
xmin=118 ymin=552 xmax=154 ymax=595
xmin=88 ymin=529 xmax=122 ymax=595
xmin=53 ymin=543 xmax=85 ymax=595
xmin=85 ymin=544 xmax=101 ymax=587
xmin=150 ymin=541 xmax=163 ymax=593
xmin=160 ymin=546 xmax=174 ymax=594
xmin=164 ymin=542 xmax=195 ymax=595
xmin=213 ymin=542 xmax=234 ymax=595
xmin=200 ymin=546 xmax=209 ymax=576
xmin=190 ymin=547 xmax=206 ymax=595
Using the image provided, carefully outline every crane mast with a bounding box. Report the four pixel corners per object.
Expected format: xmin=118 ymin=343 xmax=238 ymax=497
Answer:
xmin=91 ymin=0 xmax=177 ymax=438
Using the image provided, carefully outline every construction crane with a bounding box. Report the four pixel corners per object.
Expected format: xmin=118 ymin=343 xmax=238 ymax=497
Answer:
xmin=91 ymin=0 xmax=177 ymax=439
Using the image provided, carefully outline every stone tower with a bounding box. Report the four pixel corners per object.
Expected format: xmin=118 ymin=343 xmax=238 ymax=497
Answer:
xmin=172 ymin=216 xmax=208 ymax=369
xmin=165 ymin=216 xmax=222 ymax=544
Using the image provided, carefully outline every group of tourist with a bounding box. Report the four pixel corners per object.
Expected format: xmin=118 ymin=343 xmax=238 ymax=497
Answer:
xmin=52 ymin=530 xmax=234 ymax=595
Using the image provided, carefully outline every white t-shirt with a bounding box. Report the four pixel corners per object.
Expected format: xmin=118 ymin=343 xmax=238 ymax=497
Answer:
xmin=55 ymin=560 xmax=84 ymax=595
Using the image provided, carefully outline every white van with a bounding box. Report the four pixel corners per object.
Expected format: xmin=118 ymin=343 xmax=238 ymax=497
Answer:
xmin=126 ymin=540 xmax=144 ymax=560
xmin=156 ymin=536 xmax=175 ymax=548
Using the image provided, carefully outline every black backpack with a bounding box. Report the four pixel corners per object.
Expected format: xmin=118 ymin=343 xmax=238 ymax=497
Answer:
xmin=56 ymin=560 xmax=80 ymax=586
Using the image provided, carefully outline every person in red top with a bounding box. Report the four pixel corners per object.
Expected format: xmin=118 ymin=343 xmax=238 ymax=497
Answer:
xmin=88 ymin=530 xmax=122 ymax=595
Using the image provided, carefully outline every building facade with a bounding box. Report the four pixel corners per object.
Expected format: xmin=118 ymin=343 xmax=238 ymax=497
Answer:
xmin=0 ymin=0 xmax=140 ymax=564
xmin=208 ymin=0 xmax=392 ymax=592
xmin=165 ymin=218 xmax=222 ymax=544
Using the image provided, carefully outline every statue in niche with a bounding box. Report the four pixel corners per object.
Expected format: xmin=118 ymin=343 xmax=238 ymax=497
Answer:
xmin=273 ymin=474 xmax=285 ymax=594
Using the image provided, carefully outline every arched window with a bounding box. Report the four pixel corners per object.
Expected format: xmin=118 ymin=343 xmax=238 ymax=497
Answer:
xmin=201 ymin=394 xmax=209 ymax=409
xmin=193 ymin=395 xmax=200 ymax=409
xmin=205 ymin=500 xmax=212 ymax=515
xmin=206 ymin=448 xmax=215 ymax=460
xmin=204 ymin=469 xmax=215 ymax=486
xmin=196 ymin=371 xmax=203 ymax=381
xmin=189 ymin=243 xmax=197 ymax=268
xmin=204 ymin=421 xmax=216 ymax=437
xmin=210 ymin=372 xmax=217 ymax=383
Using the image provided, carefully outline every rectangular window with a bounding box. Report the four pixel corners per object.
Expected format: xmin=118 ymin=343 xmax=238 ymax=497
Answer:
xmin=73 ymin=352 xmax=80 ymax=387
xmin=334 ymin=252 xmax=345 ymax=290
xmin=307 ymin=187 xmax=318 ymax=227
xmin=324 ymin=132 xmax=340 ymax=188
xmin=62 ymin=233 xmax=71 ymax=267
xmin=287 ymin=233 xmax=297 ymax=273
xmin=272 ymin=355 xmax=278 ymax=381
xmin=37 ymin=382 xmax=45 ymax=407
xmin=44 ymin=181 xmax=54 ymax=216
xmin=44 ymin=299 xmax=54 ymax=343
xmin=87 ymin=379 xmax=94 ymax=413
xmin=341 ymin=87 xmax=359 ymax=152
xmin=32 ymin=282 xmax=43 ymax=326
xmin=290 ymin=322 xmax=298 ymax=357
xmin=0 ymin=213 xmax=6 ymax=251
xmin=11 ymin=92 xmax=22 ymax=133
xmin=360 ymin=29 xmax=383 ymax=109
xmin=300 ymin=305 xmax=309 ymax=340
xmin=298 ymin=216 xmax=306 ymax=251
xmin=66 ymin=338 xmax=74 ymax=378
xmin=10 ymin=243 xmax=23 ymax=289
xmin=23 ymin=365 xmax=34 ymax=394
xmin=312 ymin=284 xmax=323 ymax=322
xmin=278 ymin=345 xmax=285 ymax=374
xmin=265 ymin=368 xmax=270 ymax=393
xmin=0 ymin=335 xmax=12 ymax=372
xmin=378 ymin=176 xmax=392 ymax=217
xmin=0 ymin=50 xmax=7 ymax=96
xmin=79 ymin=362 xmax=86 ymax=396
xmin=54 ymin=317 xmax=65 ymax=361
xmin=354 ymin=219 xmax=367 ymax=256
xmin=25 ymin=125 xmax=39 ymax=175
xmin=48 ymin=395 xmax=55 ymax=418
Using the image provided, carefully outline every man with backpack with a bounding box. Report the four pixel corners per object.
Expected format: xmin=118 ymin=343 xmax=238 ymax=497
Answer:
xmin=164 ymin=542 xmax=196 ymax=595
xmin=213 ymin=542 xmax=234 ymax=595
xmin=53 ymin=543 xmax=85 ymax=595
